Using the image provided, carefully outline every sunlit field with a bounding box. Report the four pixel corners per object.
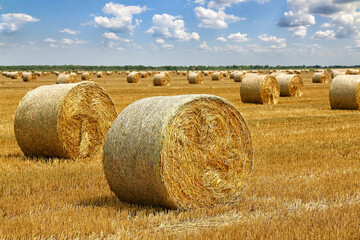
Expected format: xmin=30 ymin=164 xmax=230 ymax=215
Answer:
xmin=0 ymin=72 xmax=359 ymax=239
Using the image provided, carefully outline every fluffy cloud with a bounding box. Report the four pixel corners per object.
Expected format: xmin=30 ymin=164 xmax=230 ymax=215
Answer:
xmin=258 ymin=34 xmax=286 ymax=48
xmin=311 ymin=30 xmax=335 ymax=39
xmin=44 ymin=38 xmax=56 ymax=43
xmin=156 ymin=38 xmax=165 ymax=44
xmin=193 ymin=0 xmax=206 ymax=5
xmin=60 ymin=28 xmax=79 ymax=35
xmin=207 ymin=0 xmax=268 ymax=8
xmin=277 ymin=10 xmax=315 ymax=27
xmin=102 ymin=32 xmax=131 ymax=42
xmin=217 ymin=37 xmax=227 ymax=42
xmin=60 ymin=38 xmax=86 ymax=46
xmin=146 ymin=14 xmax=200 ymax=41
xmin=290 ymin=26 xmax=308 ymax=38
xmin=199 ymin=41 xmax=211 ymax=51
xmin=0 ymin=13 xmax=39 ymax=33
xmin=93 ymin=2 xmax=147 ymax=33
xmin=194 ymin=7 xmax=244 ymax=29
xmin=228 ymin=32 xmax=249 ymax=42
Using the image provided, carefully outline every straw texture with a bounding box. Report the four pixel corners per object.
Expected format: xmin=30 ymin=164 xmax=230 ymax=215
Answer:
xmin=329 ymin=75 xmax=360 ymax=110
xmin=22 ymin=72 xmax=36 ymax=82
xmin=103 ymin=94 xmax=253 ymax=209
xmin=81 ymin=72 xmax=91 ymax=81
xmin=153 ymin=72 xmax=170 ymax=86
xmin=240 ymin=74 xmax=280 ymax=104
xmin=234 ymin=72 xmax=246 ymax=82
xmin=275 ymin=74 xmax=304 ymax=97
xmin=56 ymin=74 xmax=78 ymax=84
xmin=312 ymin=70 xmax=330 ymax=83
xmin=14 ymin=81 xmax=117 ymax=159
xmin=212 ymin=72 xmax=223 ymax=81
xmin=188 ymin=72 xmax=204 ymax=84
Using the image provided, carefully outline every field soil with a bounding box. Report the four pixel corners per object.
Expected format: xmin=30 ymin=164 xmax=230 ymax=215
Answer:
xmin=0 ymin=72 xmax=359 ymax=239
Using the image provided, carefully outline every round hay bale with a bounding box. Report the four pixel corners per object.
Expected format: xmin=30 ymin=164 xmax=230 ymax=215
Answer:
xmin=240 ymin=74 xmax=280 ymax=104
xmin=81 ymin=72 xmax=91 ymax=81
xmin=141 ymin=72 xmax=149 ymax=78
xmin=229 ymin=72 xmax=236 ymax=79
xmin=329 ymin=75 xmax=360 ymax=110
xmin=103 ymin=94 xmax=253 ymax=209
xmin=312 ymin=71 xmax=330 ymax=83
xmin=14 ymin=81 xmax=117 ymax=159
xmin=56 ymin=74 xmax=78 ymax=84
xmin=22 ymin=72 xmax=37 ymax=82
xmin=275 ymin=74 xmax=304 ymax=97
xmin=35 ymin=71 xmax=44 ymax=77
xmin=234 ymin=72 xmax=246 ymax=82
xmin=211 ymin=72 xmax=223 ymax=81
xmin=153 ymin=72 xmax=170 ymax=86
xmin=127 ymin=72 xmax=141 ymax=83
xmin=11 ymin=72 xmax=20 ymax=79
xmin=221 ymin=71 xmax=228 ymax=77
xmin=204 ymin=71 xmax=209 ymax=76
xmin=188 ymin=72 xmax=204 ymax=84
xmin=97 ymin=71 xmax=105 ymax=78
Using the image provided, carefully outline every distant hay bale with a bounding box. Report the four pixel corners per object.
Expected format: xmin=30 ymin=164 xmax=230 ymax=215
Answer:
xmin=275 ymin=74 xmax=304 ymax=97
xmin=230 ymin=72 xmax=236 ymax=79
xmin=153 ymin=72 xmax=170 ymax=86
xmin=22 ymin=72 xmax=37 ymax=82
xmin=97 ymin=71 xmax=105 ymax=78
xmin=103 ymin=94 xmax=253 ymax=209
xmin=212 ymin=72 xmax=223 ymax=81
xmin=35 ymin=71 xmax=44 ymax=77
xmin=81 ymin=72 xmax=91 ymax=81
xmin=312 ymin=70 xmax=330 ymax=83
xmin=329 ymin=75 xmax=360 ymax=110
xmin=14 ymin=81 xmax=117 ymax=159
xmin=240 ymin=74 xmax=280 ymax=104
xmin=56 ymin=74 xmax=78 ymax=84
xmin=127 ymin=72 xmax=141 ymax=83
xmin=141 ymin=72 xmax=149 ymax=78
xmin=188 ymin=72 xmax=204 ymax=84
xmin=234 ymin=72 xmax=246 ymax=82
xmin=270 ymin=72 xmax=282 ymax=78
xmin=204 ymin=71 xmax=209 ymax=76
xmin=106 ymin=71 xmax=114 ymax=76
xmin=221 ymin=71 xmax=228 ymax=77
xmin=10 ymin=72 xmax=20 ymax=79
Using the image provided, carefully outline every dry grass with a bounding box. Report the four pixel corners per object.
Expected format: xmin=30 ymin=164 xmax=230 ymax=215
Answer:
xmin=0 ymin=72 xmax=359 ymax=239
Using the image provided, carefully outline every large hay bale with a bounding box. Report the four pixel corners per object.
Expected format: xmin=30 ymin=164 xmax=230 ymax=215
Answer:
xmin=312 ymin=71 xmax=330 ymax=83
xmin=103 ymin=94 xmax=253 ymax=209
xmin=14 ymin=81 xmax=117 ymax=159
xmin=127 ymin=72 xmax=141 ymax=83
xmin=329 ymin=75 xmax=360 ymax=110
xmin=153 ymin=72 xmax=170 ymax=86
xmin=22 ymin=72 xmax=37 ymax=82
xmin=56 ymin=74 xmax=78 ymax=84
xmin=234 ymin=72 xmax=246 ymax=82
xmin=141 ymin=72 xmax=149 ymax=78
xmin=97 ymin=71 xmax=105 ymax=78
xmin=188 ymin=72 xmax=204 ymax=84
xmin=211 ymin=72 xmax=223 ymax=81
xmin=275 ymin=74 xmax=304 ymax=97
xmin=240 ymin=74 xmax=280 ymax=104
xmin=81 ymin=72 xmax=91 ymax=81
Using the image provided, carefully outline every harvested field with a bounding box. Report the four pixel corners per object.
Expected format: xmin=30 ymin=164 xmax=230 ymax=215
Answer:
xmin=0 ymin=71 xmax=359 ymax=239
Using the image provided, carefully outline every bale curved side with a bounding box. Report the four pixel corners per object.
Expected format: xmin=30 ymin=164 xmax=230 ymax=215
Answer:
xmin=329 ymin=75 xmax=360 ymax=110
xmin=153 ymin=72 xmax=170 ymax=86
xmin=212 ymin=72 xmax=223 ymax=81
xmin=22 ymin=72 xmax=37 ymax=82
xmin=56 ymin=74 xmax=78 ymax=84
xmin=240 ymin=74 xmax=280 ymax=104
xmin=234 ymin=72 xmax=245 ymax=82
xmin=188 ymin=73 xmax=204 ymax=84
xmin=275 ymin=74 xmax=304 ymax=97
xmin=127 ymin=72 xmax=141 ymax=83
xmin=14 ymin=81 xmax=117 ymax=159
xmin=103 ymin=94 xmax=253 ymax=209
xmin=81 ymin=72 xmax=91 ymax=81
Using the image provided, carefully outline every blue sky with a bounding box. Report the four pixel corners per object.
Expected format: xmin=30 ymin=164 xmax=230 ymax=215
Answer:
xmin=0 ymin=0 xmax=359 ymax=66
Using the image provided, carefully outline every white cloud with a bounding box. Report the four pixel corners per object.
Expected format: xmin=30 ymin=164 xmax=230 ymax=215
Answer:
xmin=60 ymin=28 xmax=79 ymax=35
xmin=146 ymin=13 xmax=200 ymax=41
xmin=311 ymin=30 xmax=335 ymax=39
xmin=0 ymin=13 xmax=39 ymax=33
xmin=226 ymin=43 xmax=245 ymax=52
xmin=290 ymin=26 xmax=308 ymax=38
xmin=332 ymin=14 xmax=354 ymax=25
xmin=116 ymin=47 xmax=125 ymax=51
xmin=245 ymin=43 xmax=270 ymax=53
xmin=199 ymin=41 xmax=211 ymax=51
xmin=162 ymin=43 xmax=174 ymax=49
xmin=44 ymin=38 xmax=56 ymax=43
xmin=321 ymin=23 xmax=332 ymax=28
xmin=156 ymin=38 xmax=165 ymax=44
xmin=93 ymin=2 xmax=147 ymax=33
xmin=194 ymin=0 xmax=206 ymax=5
xmin=194 ymin=7 xmax=244 ymax=29
xmin=258 ymin=34 xmax=286 ymax=48
xmin=277 ymin=10 xmax=315 ymax=27
xmin=228 ymin=32 xmax=249 ymax=42
xmin=0 ymin=5 xmax=2 ymax=10
xmin=102 ymin=32 xmax=131 ymax=42
xmin=28 ymin=41 xmax=35 ymax=45
xmin=217 ymin=37 xmax=227 ymax=42
xmin=208 ymin=0 xmax=246 ymax=8
xmin=50 ymin=43 xmax=58 ymax=48
xmin=60 ymin=38 xmax=86 ymax=46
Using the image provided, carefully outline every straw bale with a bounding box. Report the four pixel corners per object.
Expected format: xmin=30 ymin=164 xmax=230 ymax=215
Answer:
xmin=127 ymin=72 xmax=141 ymax=83
xmin=230 ymin=72 xmax=236 ymax=79
xmin=22 ymin=72 xmax=37 ymax=82
xmin=11 ymin=72 xmax=20 ymax=79
xmin=188 ymin=72 xmax=204 ymax=84
xmin=329 ymin=75 xmax=360 ymax=110
xmin=221 ymin=71 xmax=228 ymax=77
xmin=312 ymin=70 xmax=330 ymax=83
xmin=14 ymin=81 xmax=117 ymax=159
xmin=270 ymin=72 xmax=282 ymax=78
xmin=153 ymin=72 xmax=170 ymax=86
xmin=81 ymin=72 xmax=91 ymax=81
xmin=234 ymin=72 xmax=246 ymax=82
xmin=204 ymin=71 xmax=209 ymax=76
xmin=275 ymin=74 xmax=303 ymax=97
xmin=141 ymin=72 xmax=149 ymax=78
xmin=103 ymin=94 xmax=253 ymax=209
xmin=212 ymin=72 xmax=223 ymax=81
xmin=97 ymin=71 xmax=105 ymax=78
xmin=35 ymin=71 xmax=44 ymax=77
xmin=56 ymin=74 xmax=78 ymax=84
xmin=240 ymin=74 xmax=280 ymax=104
